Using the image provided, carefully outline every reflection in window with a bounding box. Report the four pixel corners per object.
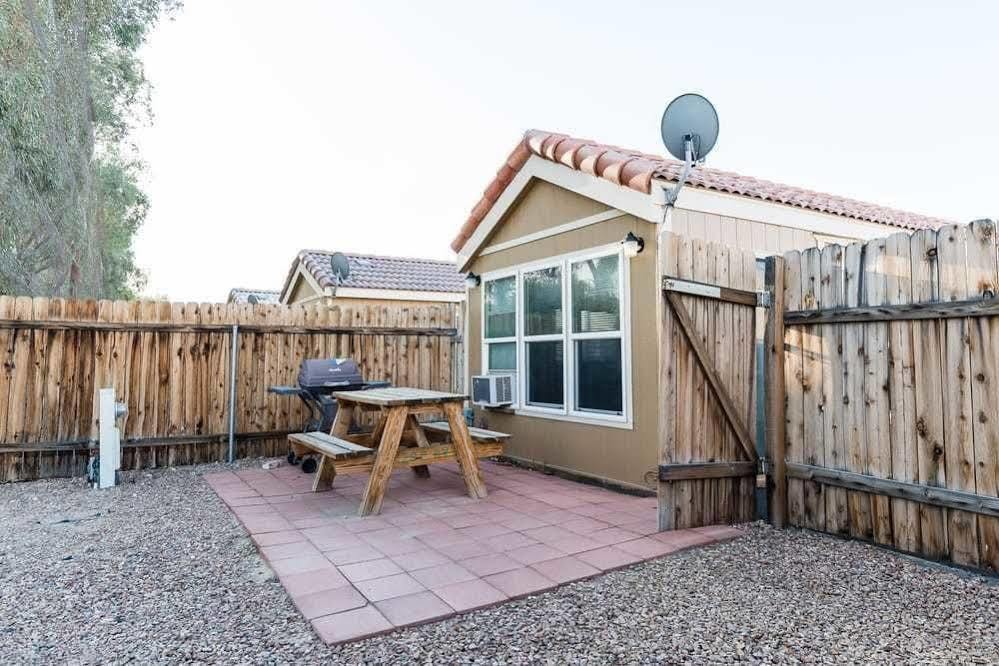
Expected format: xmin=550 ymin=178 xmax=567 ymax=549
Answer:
xmin=572 ymin=255 xmax=620 ymax=333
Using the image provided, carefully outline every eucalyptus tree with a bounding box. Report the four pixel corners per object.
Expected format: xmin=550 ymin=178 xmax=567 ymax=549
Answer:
xmin=0 ymin=0 xmax=179 ymax=298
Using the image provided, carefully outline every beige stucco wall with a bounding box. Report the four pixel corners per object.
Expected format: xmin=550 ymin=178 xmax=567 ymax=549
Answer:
xmin=467 ymin=181 xmax=659 ymax=490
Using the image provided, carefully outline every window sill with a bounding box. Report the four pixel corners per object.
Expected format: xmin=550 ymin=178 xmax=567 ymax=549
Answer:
xmin=511 ymin=407 xmax=634 ymax=430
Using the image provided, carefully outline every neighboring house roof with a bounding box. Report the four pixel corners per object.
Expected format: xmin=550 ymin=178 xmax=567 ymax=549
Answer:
xmin=282 ymin=251 xmax=465 ymax=299
xmin=227 ymin=288 xmax=280 ymax=304
xmin=451 ymin=129 xmax=952 ymax=251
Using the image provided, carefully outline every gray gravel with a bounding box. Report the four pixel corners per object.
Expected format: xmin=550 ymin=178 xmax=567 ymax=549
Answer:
xmin=1 ymin=463 xmax=997 ymax=664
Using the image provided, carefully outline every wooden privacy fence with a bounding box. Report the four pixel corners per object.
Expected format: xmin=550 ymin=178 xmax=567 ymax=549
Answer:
xmin=0 ymin=296 xmax=463 ymax=482
xmin=658 ymin=232 xmax=761 ymax=530
xmin=773 ymin=219 xmax=999 ymax=572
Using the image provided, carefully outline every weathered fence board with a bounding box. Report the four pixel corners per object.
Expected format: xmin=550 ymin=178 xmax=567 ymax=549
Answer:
xmin=780 ymin=219 xmax=999 ymax=571
xmin=0 ymin=297 xmax=463 ymax=482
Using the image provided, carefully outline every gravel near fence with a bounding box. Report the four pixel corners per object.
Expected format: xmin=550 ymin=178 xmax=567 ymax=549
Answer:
xmin=1 ymin=462 xmax=997 ymax=665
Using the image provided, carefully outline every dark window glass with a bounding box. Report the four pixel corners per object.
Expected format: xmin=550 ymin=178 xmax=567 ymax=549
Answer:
xmin=527 ymin=341 xmax=563 ymax=408
xmin=575 ymin=339 xmax=622 ymax=414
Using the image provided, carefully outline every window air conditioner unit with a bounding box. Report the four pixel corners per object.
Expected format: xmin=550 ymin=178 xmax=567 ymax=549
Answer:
xmin=472 ymin=374 xmax=515 ymax=407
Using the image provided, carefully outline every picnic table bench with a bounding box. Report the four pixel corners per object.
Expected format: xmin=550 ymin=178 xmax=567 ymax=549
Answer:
xmin=287 ymin=387 xmax=509 ymax=516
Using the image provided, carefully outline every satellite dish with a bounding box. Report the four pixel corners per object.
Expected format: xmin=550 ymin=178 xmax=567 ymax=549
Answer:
xmin=247 ymin=294 xmax=259 ymax=305
xmin=659 ymin=93 xmax=719 ymax=207
xmin=660 ymin=93 xmax=719 ymax=163
xmin=330 ymin=252 xmax=351 ymax=285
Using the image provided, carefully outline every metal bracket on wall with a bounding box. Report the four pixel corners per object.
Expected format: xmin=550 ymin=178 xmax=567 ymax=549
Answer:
xmin=757 ymin=291 xmax=772 ymax=308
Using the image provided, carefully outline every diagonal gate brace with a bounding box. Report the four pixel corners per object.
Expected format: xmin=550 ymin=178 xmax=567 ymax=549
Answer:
xmin=664 ymin=290 xmax=758 ymax=463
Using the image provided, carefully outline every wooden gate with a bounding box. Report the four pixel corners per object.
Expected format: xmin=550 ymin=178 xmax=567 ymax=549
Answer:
xmin=657 ymin=233 xmax=763 ymax=530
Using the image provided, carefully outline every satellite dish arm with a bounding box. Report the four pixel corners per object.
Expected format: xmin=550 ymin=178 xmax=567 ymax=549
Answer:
xmin=662 ymin=136 xmax=696 ymax=208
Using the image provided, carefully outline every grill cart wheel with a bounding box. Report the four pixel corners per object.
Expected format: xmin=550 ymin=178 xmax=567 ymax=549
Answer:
xmin=301 ymin=457 xmax=318 ymax=474
xmin=287 ymin=451 xmax=299 ymax=465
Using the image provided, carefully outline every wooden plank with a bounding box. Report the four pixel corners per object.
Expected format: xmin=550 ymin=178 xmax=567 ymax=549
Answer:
xmin=966 ymin=219 xmax=999 ymax=571
xmin=819 ymin=244 xmax=849 ymax=536
xmin=332 ymin=440 xmax=504 ymax=475
xmin=787 ymin=463 xmax=999 ymax=519
xmin=658 ymin=232 xmax=681 ymax=531
xmin=659 ymin=461 xmax=756 ymax=481
xmin=288 ymin=431 xmax=372 ymax=458
xmin=420 ymin=421 xmax=511 ymax=442
xmin=937 ymin=224 xmax=980 ymax=566
xmin=358 ymin=406 xmax=409 ymax=515
xmin=445 ymin=401 xmax=488 ymax=500
xmin=798 ymin=247 xmax=826 ymax=531
xmin=842 ymin=243 xmax=873 ymax=540
xmin=862 ymin=238 xmax=894 ymax=547
xmin=784 ymin=297 xmax=999 ymax=325
xmin=333 ymin=387 xmax=467 ymax=407
xmin=782 ymin=251 xmax=806 ymax=528
xmin=884 ymin=231 xmax=921 ymax=554
xmin=764 ymin=255 xmax=787 ymax=528
xmin=664 ymin=291 xmax=757 ymax=463
xmin=662 ymin=276 xmax=760 ymax=307
xmin=910 ymin=227 xmax=949 ymax=559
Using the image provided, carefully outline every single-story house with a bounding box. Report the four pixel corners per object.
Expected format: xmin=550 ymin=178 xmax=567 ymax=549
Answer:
xmin=226 ymin=288 xmax=280 ymax=304
xmin=279 ymin=250 xmax=465 ymax=307
xmin=456 ymin=129 xmax=949 ymax=492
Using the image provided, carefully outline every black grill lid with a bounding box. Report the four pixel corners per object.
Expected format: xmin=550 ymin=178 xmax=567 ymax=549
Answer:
xmin=298 ymin=358 xmax=364 ymax=390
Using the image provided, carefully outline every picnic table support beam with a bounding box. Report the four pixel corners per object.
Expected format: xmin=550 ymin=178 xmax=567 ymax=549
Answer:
xmin=358 ymin=406 xmax=409 ymax=516
xmin=445 ymin=402 xmax=488 ymax=499
xmin=407 ymin=415 xmax=431 ymax=479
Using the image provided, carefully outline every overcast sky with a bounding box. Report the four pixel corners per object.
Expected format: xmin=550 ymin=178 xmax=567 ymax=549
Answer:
xmin=132 ymin=1 xmax=999 ymax=301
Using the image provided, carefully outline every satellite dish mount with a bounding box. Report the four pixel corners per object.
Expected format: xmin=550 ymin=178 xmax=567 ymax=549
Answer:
xmin=659 ymin=93 xmax=719 ymax=207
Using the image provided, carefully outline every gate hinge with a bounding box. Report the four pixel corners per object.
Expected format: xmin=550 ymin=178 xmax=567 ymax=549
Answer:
xmin=757 ymin=291 xmax=772 ymax=308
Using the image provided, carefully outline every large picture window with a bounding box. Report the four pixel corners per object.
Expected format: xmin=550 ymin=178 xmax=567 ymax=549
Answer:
xmin=480 ymin=244 xmax=630 ymax=426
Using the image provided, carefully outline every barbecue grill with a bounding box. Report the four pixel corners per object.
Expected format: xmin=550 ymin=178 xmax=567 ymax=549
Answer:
xmin=269 ymin=358 xmax=389 ymax=472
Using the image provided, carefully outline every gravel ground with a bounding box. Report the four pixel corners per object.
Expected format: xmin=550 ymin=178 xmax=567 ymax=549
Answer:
xmin=1 ymin=463 xmax=997 ymax=665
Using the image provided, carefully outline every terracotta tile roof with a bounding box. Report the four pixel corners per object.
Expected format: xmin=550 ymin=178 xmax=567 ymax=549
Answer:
xmin=296 ymin=251 xmax=465 ymax=293
xmin=451 ymin=129 xmax=951 ymax=251
xmin=226 ymin=288 xmax=280 ymax=304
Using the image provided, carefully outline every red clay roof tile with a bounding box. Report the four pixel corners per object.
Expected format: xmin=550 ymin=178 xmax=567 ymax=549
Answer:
xmin=451 ymin=129 xmax=951 ymax=252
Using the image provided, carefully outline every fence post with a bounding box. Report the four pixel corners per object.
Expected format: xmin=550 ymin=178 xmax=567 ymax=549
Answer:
xmin=227 ymin=323 xmax=239 ymax=463
xmin=764 ymin=255 xmax=787 ymax=528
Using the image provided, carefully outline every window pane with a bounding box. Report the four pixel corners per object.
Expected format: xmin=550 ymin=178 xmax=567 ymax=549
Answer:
xmin=572 ymin=255 xmax=620 ymax=333
xmin=524 ymin=266 xmax=562 ymax=336
xmin=526 ymin=341 xmax=563 ymax=408
xmin=485 ymin=276 xmax=516 ymax=338
xmin=575 ymin=339 xmax=622 ymax=414
xmin=488 ymin=342 xmax=516 ymax=372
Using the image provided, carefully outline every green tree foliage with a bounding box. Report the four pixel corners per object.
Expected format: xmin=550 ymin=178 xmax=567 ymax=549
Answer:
xmin=0 ymin=0 xmax=179 ymax=299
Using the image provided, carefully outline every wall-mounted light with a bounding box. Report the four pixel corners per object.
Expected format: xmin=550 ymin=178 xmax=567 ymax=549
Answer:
xmin=622 ymin=232 xmax=645 ymax=258
xmin=465 ymin=272 xmax=481 ymax=289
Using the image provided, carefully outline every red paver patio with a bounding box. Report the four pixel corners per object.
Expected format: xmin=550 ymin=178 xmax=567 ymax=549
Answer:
xmin=205 ymin=460 xmax=742 ymax=644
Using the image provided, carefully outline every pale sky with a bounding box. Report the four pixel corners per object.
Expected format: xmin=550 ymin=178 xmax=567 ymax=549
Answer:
xmin=133 ymin=1 xmax=999 ymax=302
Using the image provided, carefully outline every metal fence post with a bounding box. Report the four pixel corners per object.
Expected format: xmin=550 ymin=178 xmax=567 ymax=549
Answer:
xmin=227 ymin=323 xmax=239 ymax=463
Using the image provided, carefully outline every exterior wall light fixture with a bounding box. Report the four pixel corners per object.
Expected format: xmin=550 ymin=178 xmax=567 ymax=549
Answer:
xmin=622 ymin=232 xmax=645 ymax=258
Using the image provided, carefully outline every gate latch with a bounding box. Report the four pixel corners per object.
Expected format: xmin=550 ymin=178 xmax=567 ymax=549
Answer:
xmin=756 ymin=458 xmax=770 ymax=488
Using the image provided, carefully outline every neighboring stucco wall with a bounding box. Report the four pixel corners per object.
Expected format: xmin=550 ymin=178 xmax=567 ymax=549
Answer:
xmin=467 ymin=181 xmax=659 ymax=491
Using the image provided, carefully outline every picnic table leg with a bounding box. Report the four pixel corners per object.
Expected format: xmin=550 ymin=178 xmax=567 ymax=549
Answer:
xmin=443 ymin=402 xmax=488 ymax=499
xmin=407 ymin=415 xmax=431 ymax=479
xmin=312 ymin=403 xmax=353 ymax=492
xmin=358 ymin=406 xmax=408 ymax=516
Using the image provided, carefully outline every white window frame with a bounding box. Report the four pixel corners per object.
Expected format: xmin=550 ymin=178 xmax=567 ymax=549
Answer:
xmin=482 ymin=271 xmax=518 ymax=375
xmin=479 ymin=242 xmax=632 ymax=429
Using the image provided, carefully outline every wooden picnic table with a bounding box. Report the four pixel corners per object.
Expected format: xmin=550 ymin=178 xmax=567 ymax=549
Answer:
xmin=323 ymin=387 xmax=488 ymax=516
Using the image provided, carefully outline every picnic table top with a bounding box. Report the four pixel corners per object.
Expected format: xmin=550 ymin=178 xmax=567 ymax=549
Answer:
xmin=332 ymin=387 xmax=468 ymax=407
